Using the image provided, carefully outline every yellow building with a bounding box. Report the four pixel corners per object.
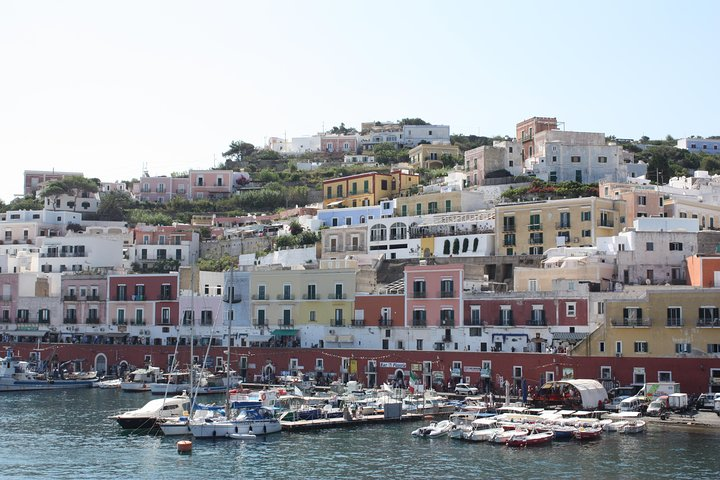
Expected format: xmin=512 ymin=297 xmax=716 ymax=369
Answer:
xmin=495 ymin=197 xmax=626 ymax=256
xmin=574 ymin=287 xmax=720 ymax=358
xmin=249 ymin=260 xmax=357 ymax=331
xmin=323 ymin=170 xmax=419 ymax=208
xmin=408 ymin=144 xmax=460 ymax=169
xmin=395 ymin=190 xmax=462 ymax=216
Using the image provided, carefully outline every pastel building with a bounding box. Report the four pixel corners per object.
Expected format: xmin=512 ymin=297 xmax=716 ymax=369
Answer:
xmin=600 ymin=182 xmax=665 ymax=220
xmin=130 ymin=224 xmax=200 ymax=270
xmin=686 ymin=255 xmax=720 ymax=288
xmin=24 ymin=170 xmax=83 ymax=197
xmin=133 ymin=176 xmax=190 ymax=203
xmin=321 ymin=134 xmax=360 ymax=154
xmin=188 ymin=170 xmax=234 ymax=200
xmin=676 ymin=137 xmax=720 ymax=155
xmin=516 ymin=116 xmax=558 ymax=160
xmin=464 ymin=140 xmax=522 ymax=186
xmin=408 ymin=144 xmax=460 ymax=170
xmin=323 ymin=170 xmax=420 ymax=209
xmin=402 ymin=125 xmax=450 ymax=148
xmin=317 ymin=201 xmax=394 ymax=228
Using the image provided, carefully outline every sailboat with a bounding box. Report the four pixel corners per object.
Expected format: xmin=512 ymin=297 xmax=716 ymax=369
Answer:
xmin=188 ymin=268 xmax=280 ymax=439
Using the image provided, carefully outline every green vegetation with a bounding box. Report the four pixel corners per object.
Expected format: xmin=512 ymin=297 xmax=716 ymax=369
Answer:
xmin=196 ymin=254 xmax=239 ymax=272
xmin=501 ymin=180 xmax=598 ymax=202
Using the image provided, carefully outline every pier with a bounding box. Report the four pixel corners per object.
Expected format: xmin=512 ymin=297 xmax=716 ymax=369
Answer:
xmin=281 ymin=413 xmax=424 ymax=432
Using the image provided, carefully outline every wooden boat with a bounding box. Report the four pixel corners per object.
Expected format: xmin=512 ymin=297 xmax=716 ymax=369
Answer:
xmin=618 ymin=420 xmax=646 ymax=434
xmin=573 ymin=426 xmax=602 ymax=440
xmin=489 ymin=428 xmax=528 ymax=444
xmin=506 ymin=430 xmax=554 ymax=447
xmin=551 ymin=424 xmax=577 ymax=439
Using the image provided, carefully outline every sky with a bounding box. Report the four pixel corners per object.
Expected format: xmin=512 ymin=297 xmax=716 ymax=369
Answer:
xmin=1 ymin=0 xmax=718 ymax=203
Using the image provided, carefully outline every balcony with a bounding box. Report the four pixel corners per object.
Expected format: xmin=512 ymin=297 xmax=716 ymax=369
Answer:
xmin=697 ymin=319 xmax=720 ymax=327
xmin=0 ymin=295 xmax=12 ymax=301
xmin=16 ymin=317 xmax=30 ymax=323
xmin=0 ymin=318 xmax=9 ymax=323
xmin=442 ymin=334 xmax=452 ymax=342
xmin=86 ymin=295 xmax=101 ymax=302
xmin=610 ymin=318 xmax=652 ymax=327
xmin=502 ymin=225 xmax=516 ymax=232
xmin=556 ymin=222 xmax=571 ymax=229
xmin=379 ymin=317 xmax=392 ymax=327
xmin=38 ymin=319 xmax=50 ymax=324
xmin=158 ymin=294 xmax=173 ymax=301
xmin=63 ymin=295 xmax=78 ymax=301
xmin=63 ymin=318 xmax=78 ymax=324
xmin=331 ymin=319 xmax=345 ymax=327
xmin=497 ymin=318 xmax=514 ymax=327
xmin=131 ymin=295 xmax=145 ymax=301
xmin=86 ymin=318 xmax=100 ymax=324
xmin=666 ymin=319 xmax=684 ymax=327
xmin=440 ymin=290 xmax=455 ymax=298
xmin=132 ymin=320 xmax=146 ymax=326
xmin=112 ymin=320 xmax=127 ymax=326
xmin=277 ymin=294 xmax=295 ymax=300
xmin=277 ymin=319 xmax=294 ymax=327
xmin=252 ymin=294 xmax=269 ymax=300
xmin=223 ymin=295 xmax=242 ymax=304
xmin=598 ymin=220 xmax=614 ymax=228
xmin=411 ymin=320 xmax=427 ymax=327
xmin=528 ymin=318 xmax=547 ymax=326
xmin=440 ymin=319 xmax=455 ymax=327
xmin=412 ymin=291 xmax=426 ymax=299
xmin=465 ymin=319 xmax=482 ymax=326
xmin=302 ymin=294 xmax=319 ymax=300
xmin=529 ymin=237 xmax=544 ymax=245
xmin=328 ymin=293 xmax=347 ymax=300
xmin=528 ymin=224 xmax=542 ymax=231
xmin=252 ymin=319 xmax=267 ymax=327
xmin=503 ymin=239 xmax=516 ymax=246
xmin=350 ymin=319 xmax=365 ymax=327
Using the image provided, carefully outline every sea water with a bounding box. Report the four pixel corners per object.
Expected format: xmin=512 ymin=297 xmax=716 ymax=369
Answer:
xmin=0 ymin=389 xmax=717 ymax=480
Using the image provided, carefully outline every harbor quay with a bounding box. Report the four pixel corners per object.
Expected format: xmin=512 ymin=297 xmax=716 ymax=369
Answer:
xmin=3 ymin=342 xmax=718 ymax=396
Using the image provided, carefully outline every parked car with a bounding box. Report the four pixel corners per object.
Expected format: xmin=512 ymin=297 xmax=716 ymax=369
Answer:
xmin=606 ymin=395 xmax=630 ymax=412
xmin=696 ymin=393 xmax=720 ymax=410
xmin=646 ymin=396 xmax=669 ymax=417
xmin=619 ymin=396 xmax=647 ymax=413
xmin=454 ymin=383 xmax=478 ymax=395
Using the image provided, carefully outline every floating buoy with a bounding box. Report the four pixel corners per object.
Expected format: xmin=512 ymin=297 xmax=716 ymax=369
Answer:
xmin=177 ymin=440 xmax=192 ymax=454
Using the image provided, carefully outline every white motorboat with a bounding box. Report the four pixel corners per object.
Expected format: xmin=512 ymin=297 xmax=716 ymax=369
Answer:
xmin=489 ymin=427 xmax=529 ymax=444
xmin=603 ymin=420 xmax=629 ymax=432
xmin=461 ymin=418 xmax=504 ymax=442
xmin=189 ymin=403 xmax=280 ymax=438
xmin=159 ymin=404 xmax=224 ymax=436
xmin=618 ymin=420 xmax=646 ymax=434
xmin=96 ymin=378 xmax=122 ymax=389
xmin=120 ymin=365 xmax=163 ymax=392
xmin=411 ymin=419 xmax=454 ymax=438
xmin=111 ymin=392 xmax=190 ymax=429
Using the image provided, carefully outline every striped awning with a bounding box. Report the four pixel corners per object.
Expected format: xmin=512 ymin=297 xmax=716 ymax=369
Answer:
xmin=552 ymin=332 xmax=588 ymax=342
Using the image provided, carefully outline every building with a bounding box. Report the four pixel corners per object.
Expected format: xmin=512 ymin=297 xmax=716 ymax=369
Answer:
xmin=188 ymin=170 xmax=234 ymax=200
xmin=317 ymin=201 xmax=394 ymax=228
xmin=676 ymin=137 xmax=720 ymax=155
xmin=343 ymin=154 xmax=376 ymax=165
xmin=24 ymin=170 xmax=83 ymax=197
xmin=321 ymin=134 xmax=360 ymax=154
xmin=464 ymin=141 xmax=522 ymax=186
xmin=133 ymin=176 xmax=191 ymax=203
xmin=408 ymin=144 xmax=460 ymax=170
xmin=402 ymin=125 xmax=450 ymax=148
xmin=322 ymin=170 xmax=420 ymax=209
xmin=600 ymin=182 xmax=665 ymax=220
xmin=129 ymin=224 xmax=200 ymax=271
xmin=513 ymin=247 xmax=616 ymax=292
xmin=516 ymin=117 xmax=558 ymax=160
xmin=686 ymin=255 xmax=720 ymax=287
xmin=60 ymin=273 xmax=108 ymax=340
xmin=495 ymin=197 xmax=627 ymax=256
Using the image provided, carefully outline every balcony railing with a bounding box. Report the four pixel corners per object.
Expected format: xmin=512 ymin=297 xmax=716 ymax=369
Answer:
xmin=131 ymin=295 xmax=145 ymax=301
xmin=223 ymin=295 xmax=242 ymax=304
xmin=0 ymin=295 xmax=11 ymax=301
xmin=610 ymin=318 xmax=652 ymax=327
xmin=529 ymin=237 xmax=544 ymax=245
xmin=0 ymin=318 xmax=9 ymax=323
xmin=528 ymin=224 xmax=542 ymax=231
xmin=412 ymin=291 xmax=426 ymax=299
xmin=411 ymin=320 xmax=427 ymax=327
xmin=63 ymin=318 xmax=78 ymax=324
xmin=331 ymin=319 xmax=345 ymax=327
xmin=158 ymin=294 xmax=173 ymax=301
xmin=442 ymin=334 xmax=452 ymax=342
xmin=497 ymin=318 xmax=514 ymax=326
xmin=440 ymin=319 xmax=455 ymax=327
xmin=252 ymin=294 xmax=269 ymax=300
xmin=379 ymin=317 xmax=392 ymax=327
xmin=350 ymin=319 xmax=364 ymax=327
xmin=16 ymin=317 xmax=30 ymax=323
xmin=502 ymin=225 xmax=516 ymax=232
xmin=132 ymin=320 xmax=146 ymax=326
xmin=556 ymin=222 xmax=571 ymax=229
xmin=465 ymin=319 xmax=482 ymax=326
xmin=528 ymin=318 xmax=547 ymax=326
xmin=598 ymin=220 xmax=614 ymax=228
xmin=302 ymin=294 xmax=319 ymax=300
xmin=86 ymin=318 xmax=100 ymax=324
xmin=252 ymin=319 xmax=267 ymax=326
xmin=439 ymin=290 xmax=455 ymax=298
xmin=63 ymin=295 xmax=78 ymax=301
xmin=697 ymin=319 xmax=720 ymax=327
xmin=277 ymin=319 xmax=294 ymax=327
xmin=666 ymin=319 xmax=684 ymax=327
xmin=86 ymin=295 xmax=101 ymax=302
xmin=277 ymin=294 xmax=295 ymax=300
xmin=328 ymin=293 xmax=347 ymax=300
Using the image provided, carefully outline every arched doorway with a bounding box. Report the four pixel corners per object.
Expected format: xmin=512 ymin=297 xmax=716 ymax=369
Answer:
xmin=94 ymin=353 xmax=108 ymax=376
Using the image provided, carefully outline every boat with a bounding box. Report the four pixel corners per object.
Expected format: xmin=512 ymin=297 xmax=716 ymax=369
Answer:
xmin=111 ymin=392 xmax=191 ymax=429
xmin=489 ymin=427 xmax=529 ymax=444
xmin=188 ymin=402 xmax=281 ymax=438
xmin=551 ymin=424 xmax=578 ymax=439
xmin=0 ymin=348 xmax=97 ymax=392
xmin=573 ymin=426 xmax=603 ymax=440
xmin=159 ymin=403 xmax=224 ymax=436
xmin=506 ymin=430 xmax=554 ymax=447
xmin=618 ymin=420 xmax=646 ymax=434
xmin=411 ymin=419 xmax=454 ymax=438
xmin=461 ymin=418 xmax=504 ymax=442
xmin=96 ymin=378 xmax=122 ymax=389
xmin=603 ymin=420 xmax=629 ymax=432
xmin=120 ymin=365 xmax=163 ymax=392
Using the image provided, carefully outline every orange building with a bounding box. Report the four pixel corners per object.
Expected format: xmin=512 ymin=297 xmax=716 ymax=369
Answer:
xmin=686 ymin=254 xmax=720 ymax=287
xmin=323 ymin=170 xmax=419 ymax=208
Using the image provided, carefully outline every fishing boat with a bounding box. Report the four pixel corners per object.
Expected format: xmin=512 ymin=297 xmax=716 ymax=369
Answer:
xmin=0 ymin=348 xmax=97 ymax=392
xmin=120 ymin=365 xmax=163 ymax=392
xmin=111 ymin=391 xmax=191 ymax=429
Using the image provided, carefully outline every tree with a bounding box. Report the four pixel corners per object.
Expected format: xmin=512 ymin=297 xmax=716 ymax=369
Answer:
xmin=97 ymin=190 xmax=133 ymax=221
xmin=3 ymin=196 xmax=42 ymax=212
xmin=399 ymin=118 xmax=430 ymax=126
xmin=329 ymin=122 xmax=357 ymax=135
xmin=289 ymin=220 xmax=303 ymax=236
xmin=223 ymin=140 xmax=255 ymax=162
xmin=40 ymin=176 xmax=99 ymax=212
xmin=373 ymin=142 xmax=398 ymax=164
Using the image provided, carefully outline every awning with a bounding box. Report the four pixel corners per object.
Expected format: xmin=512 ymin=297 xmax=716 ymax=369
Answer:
xmin=103 ymin=332 xmax=130 ymax=338
xmin=326 ymin=200 xmax=344 ymax=207
xmin=552 ymin=332 xmax=589 ymax=342
xmin=271 ymin=329 xmax=298 ymax=337
xmin=324 ymin=335 xmax=338 ymax=343
xmin=336 ymin=335 xmax=354 ymax=343
xmin=11 ymin=331 xmax=47 ymax=337
xmin=246 ymin=334 xmax=272 ymax=342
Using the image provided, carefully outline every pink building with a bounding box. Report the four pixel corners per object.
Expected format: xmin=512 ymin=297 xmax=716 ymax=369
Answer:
xmin=404 ymin=264 xmax=464 ymax=328
xmin=107 ymin=273 xmax=179 ymax=330
xmin=189 ymin=170 xmax=234 ymax=200
xmin=133 ymin=176 xmax=191 ymax=203
xmin=321 ymin=135 xmax=359 ymax=154
xmin=61 ymin=274 xmax=108 ymax=326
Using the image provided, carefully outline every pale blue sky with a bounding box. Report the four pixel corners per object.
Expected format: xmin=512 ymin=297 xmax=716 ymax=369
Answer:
xmin=1 ymin=1 xmax=717 ymax=203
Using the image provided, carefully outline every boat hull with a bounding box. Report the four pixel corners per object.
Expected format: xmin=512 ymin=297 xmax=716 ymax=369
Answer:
xmin=190 ymin=419 xmax=281 ymax=438
xmin=0 ymin=379 xmax=96 ymax=392
xmin=115 ymin=416 xmax=160 ymax=430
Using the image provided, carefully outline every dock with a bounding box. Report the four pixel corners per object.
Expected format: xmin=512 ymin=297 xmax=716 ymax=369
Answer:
xmin=281 ymin=413 xmax=424 ymax=432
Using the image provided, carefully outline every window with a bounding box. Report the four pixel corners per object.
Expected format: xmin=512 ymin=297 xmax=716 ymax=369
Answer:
xmin=412 ymin=309 xmax=426 ymax=327
xmin=503 ymin=234 xmax=516 ymax=246
xmin=623 ymin=307 xmax=643 ymax=325
xmin=413 ymin=280 xmax=426 ymax=298
xmin=707 ymin=344 xmax=720 ymax=353
xmin=381 ymin=180 xmax=388 ymax=190
xmin=566 ymin=302 xmax=576 ymax=317
xmin=529 ymin=246 xmax=543 ymax=255
xmin=669 ymin=242 xmax=683 ymax=251
xmin=599 ymin=341 xmax=605 ymax=353
xmin=699 ymin=306 xmax=720 ymax=326
xmin=634 ymin=341 xmax=649 ymax=353
xmin=529 ymin=232 xmax=543 ymax=244
xmin=549 ymin=171 xmax=557 ymax=182
xmin=161 ymin=307 xmax=170 ymax=324
xmin=598 ymin=156 xmax=607 ymax=163
xmin=615 ymin=341 xmax=622 ymax=354
xmin=582 ymin=229 xmax=591 ymax=237
xmin=638 ymin=196 xmax=647 ymax=206
xmin=581 ymin=211 xmax=591 ymax=222
xmin=675 ymin=343 xmax=691 ymax=354
xmin=528 ymin=279 xmax=538 ymax=292
xmin=416 ymin=339 xmax=423 ymax=351
xmin=306 ymin=284 xmax=316 ymax=300
xmin=309 ymin=311 xmax=316 ymax=322
xmin=597 ymin=302 xmax=605 ymax=315
xmin=503 ymin=216 xmax=515 ymax=232
xmin=470 ymin=306 xmax=481 ymax=325
xmin=440 ymin=279 xmax=454 ymax=297
xmin=529 ymin=214 xmax=541 ymax=230
xmin=552 ymin=155 xmax=557 ymax=162
xmin=646 ymin=242 xmax=654 ymax=251
xmin=559 ymin=211 xmax=570 ymax=228
xmin=571 ymin=156 xmax=581 ymax=163
xmin=600 ymin=366 xmax=612 ymax=380
xmin=513 ymin=366 xmax=523 ymax=378
xmin=667 ymin=307 xmax=682 ymax=327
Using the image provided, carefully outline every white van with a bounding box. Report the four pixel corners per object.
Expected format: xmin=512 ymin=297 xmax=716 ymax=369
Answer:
xmin=619 ymin=396 xmax=645 ymax=413
xmin=714 ymin=397 xmax=720 ymax=416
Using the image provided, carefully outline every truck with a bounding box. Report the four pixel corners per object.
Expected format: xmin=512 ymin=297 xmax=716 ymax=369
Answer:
xmin=636 ymin=382 xmax=680 ymax=401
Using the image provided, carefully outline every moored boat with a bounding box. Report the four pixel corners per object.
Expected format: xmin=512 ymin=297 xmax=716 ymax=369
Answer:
xmin=411 ymin=419 xmax=454 ymax=438
xmin=111 ymin=392 xmax=190 ymax=429
xmin=0 ymin=348 xmax=97 ymax=392
xmin=506 ymin=430 xmax=554 ymax=447
xmin=573 ymin=426 xmax=602 ymax=440
xmin=618 ymin=420 xmax=646 ymax=434
xmin=120 ymin=365 xmax=163 ymax=392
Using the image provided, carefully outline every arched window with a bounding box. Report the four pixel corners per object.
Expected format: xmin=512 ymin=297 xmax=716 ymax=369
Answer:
xmin=443 ymin=240 xmax=451 ymax=255
xmin=462 ymin=238 xmax=469 ymax=253
xmin=389 ymin=222 xmax=407 ymax=240
xmin=473 ymin=238 xmax=479 ymax=252
xmin=359 ymin=216 xmax=366 ymax=224
xmin=370 ymin=224 xmax=387 ymax=242
xmin=452 ymin=239 xmax=460 ymax=255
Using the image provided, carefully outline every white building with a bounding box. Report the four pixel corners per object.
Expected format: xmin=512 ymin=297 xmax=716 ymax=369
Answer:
xmin=402 ymin=125 xmax=450 ymax=148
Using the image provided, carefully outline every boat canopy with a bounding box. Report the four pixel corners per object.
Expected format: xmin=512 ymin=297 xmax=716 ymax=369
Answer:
xmin=539 ymin=379 xmax=608 ymax=409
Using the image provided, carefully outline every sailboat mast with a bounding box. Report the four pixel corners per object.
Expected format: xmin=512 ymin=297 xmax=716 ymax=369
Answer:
xmin=189 ymin=268 xmax=195 ymax=394
xmin=225 ymin=267 xmax=234 ymax=415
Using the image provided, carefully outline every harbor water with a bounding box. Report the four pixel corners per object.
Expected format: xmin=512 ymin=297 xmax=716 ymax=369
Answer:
xmin=0 ymin=389 xmax=718 ymax=480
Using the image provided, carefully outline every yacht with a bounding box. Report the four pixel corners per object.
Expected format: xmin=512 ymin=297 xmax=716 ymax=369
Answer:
xmin=111 ymin=392 xmax=190 ymax=429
